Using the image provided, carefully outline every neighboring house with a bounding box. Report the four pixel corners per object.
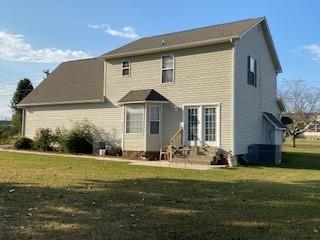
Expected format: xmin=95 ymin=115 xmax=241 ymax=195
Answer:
xmin=0 ymin=120 xmax=11 ymax=127
xmin=18 ymin=17 xmax=286 ymax=162
xmin=304 ymin=115 xmax=320 ymax=137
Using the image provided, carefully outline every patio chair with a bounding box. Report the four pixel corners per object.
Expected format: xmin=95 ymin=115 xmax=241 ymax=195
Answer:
xmin=159 ymin=145 xmax=170 ymax=160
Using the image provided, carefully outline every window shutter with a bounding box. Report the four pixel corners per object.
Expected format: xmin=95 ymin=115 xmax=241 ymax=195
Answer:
xmin=247 ymin=56 xmax=251 ymax=85
xmin=254 ymin=59 xmax=257 ymax=87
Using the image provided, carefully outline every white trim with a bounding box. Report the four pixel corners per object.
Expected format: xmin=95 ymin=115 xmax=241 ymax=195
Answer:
xmin=238 ymin=17 xmax=282 ymax=73
xmin=238 ymin=18 xmax=265 ymax=39
xmin=122 ymin=59 xmax=131 ymax=76
xmin=124 ymin=105 xmax=145 ymax=135
xmin=144 ymin=103 xmax=148 ymax=151
xmin=182 ymin=102 xmax=221 ymax=147
xmin=118 ymin=100 xmax=169 ymax=105
xmin=160 ymin=104 xmax=163 ymax=148
xmin=231 ymin=40 xmax=236 ymax=155
xmin=103 ymin=60 xmax=107 ymax=97
xmin=17 ymin=99 xmax=104 ymax=108
xmin=182 ymin=102 xmax=221 ymax=108
xmin=149 ymin=105 xmax=160 ymax=135
xmin=160 ymin=54 xmax=175 ymax=84
xmin=103 ymin=36 xmax=239 ymax=60
xmin=21 ymin=109 xmax=26 ymax=137
xmin=121 ymin=105 xmax=125 ymax=150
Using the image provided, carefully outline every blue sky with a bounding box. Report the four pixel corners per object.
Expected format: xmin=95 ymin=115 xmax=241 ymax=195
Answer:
xmin=0 ymin=0 xmax=319 ymax=119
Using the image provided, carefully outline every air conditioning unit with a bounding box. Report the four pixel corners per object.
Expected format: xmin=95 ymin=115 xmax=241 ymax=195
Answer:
xmin=247 ymin=144 xmax=281 ymax=166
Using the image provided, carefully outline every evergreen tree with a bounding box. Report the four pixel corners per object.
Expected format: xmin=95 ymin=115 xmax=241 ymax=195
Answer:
xmin=11 ymin=79 xmax=33 ymax=133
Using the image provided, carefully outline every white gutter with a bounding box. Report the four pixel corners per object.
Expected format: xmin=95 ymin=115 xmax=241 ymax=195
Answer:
xmin=102 ymin=36 xmax=239 ymax=60
xmin=118 ymin=100 xmax=169 ymax=106
xmin=17 ymin=98 xmax=105 ymax=108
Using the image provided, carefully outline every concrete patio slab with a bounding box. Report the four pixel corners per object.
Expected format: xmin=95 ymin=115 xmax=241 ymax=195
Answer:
xmin=0 ymin=148 xmax=228 ymax=171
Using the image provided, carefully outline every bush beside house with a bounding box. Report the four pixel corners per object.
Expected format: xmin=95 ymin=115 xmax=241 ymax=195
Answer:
xmin=34 ymin=128 xmax=55 ymax=151
xmin=13 ymin=121 xmax=105 ymax=155
xmin=64 ymin=123 xmax=93 ymax=154
xmin=14 ymin=137 xmax=34 ymax=149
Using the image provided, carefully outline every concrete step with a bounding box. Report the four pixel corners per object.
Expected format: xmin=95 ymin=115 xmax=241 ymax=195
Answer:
xmin=171 ymin=156 xmax=213 ymax=165
xmin=172 ymin=146 xmax=219 ymax=165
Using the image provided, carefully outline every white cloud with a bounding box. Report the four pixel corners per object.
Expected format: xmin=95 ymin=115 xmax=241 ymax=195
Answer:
xmin=87 ymin=24 xmax=108 ymax=29
xmin=0 ymin=30 xmax=91 ymax=63
xmin=0 ymin=84 xmax=15 ymax=97
xmin=0 ymin=85 xmax=15 ymax=120
xmin=0 ymin=98 xmax=12 ymax=120
xmin=88 ymin=24 xmax=139 ymax=39
xmin=303 ymin=43 xmax=320 ymax=62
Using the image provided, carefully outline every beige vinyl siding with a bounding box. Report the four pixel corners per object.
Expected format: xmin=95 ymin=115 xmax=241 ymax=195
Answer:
xmin=234 ymin=24 xmax=279 ymax=155
xmin=123 ymin=134 xmax=145 ymax=151
xmin=24 ymin=103 xmax=122 ymax=145
xmin=106 ymin=44 xmax=233 ymax=152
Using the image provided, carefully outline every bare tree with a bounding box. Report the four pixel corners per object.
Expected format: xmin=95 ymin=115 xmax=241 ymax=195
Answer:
xmin=279 ymin=79 xmax=320 ymax=147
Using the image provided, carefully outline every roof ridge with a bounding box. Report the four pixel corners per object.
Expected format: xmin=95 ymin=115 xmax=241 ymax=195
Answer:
xmin=141 ymin=17 xmax=264 ymax=40
xmin=61 ymin=57 xmax=100 ymax=64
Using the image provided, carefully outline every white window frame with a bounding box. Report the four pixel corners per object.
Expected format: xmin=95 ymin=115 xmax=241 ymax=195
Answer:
xmin=182 ymin=103 xmax=220 ymax=147
xmin=248 ymin=56 xmax=257 ymax=87
xmin=122 ymin=60 xmax=131 ymax=76
xmin=161 ymin=55 xmax=175 ymax=84
xmin=125 ymin=105 xmax=144 ymax=134
xmin=149 ymin=106 xmax=160 ymax=135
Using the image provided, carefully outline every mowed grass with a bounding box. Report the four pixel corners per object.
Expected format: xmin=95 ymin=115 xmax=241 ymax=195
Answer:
xmin=0 ymin=140 xmax=320 ymax=240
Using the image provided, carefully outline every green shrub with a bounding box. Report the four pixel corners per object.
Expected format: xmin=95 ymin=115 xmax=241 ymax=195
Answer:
xmin=14 ymin=137 xmax=34 ymax=149
xmin=34 ymin=128 xmax=54 ymax=151
xmin=53 ymin=127 xmax=68 ymax=152
xmin=65 ymin=122 xmax=93 ymax=154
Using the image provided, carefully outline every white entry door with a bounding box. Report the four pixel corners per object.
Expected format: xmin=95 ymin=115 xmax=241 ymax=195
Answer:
xmin=184 ymin=105 xmax=218 ymax=147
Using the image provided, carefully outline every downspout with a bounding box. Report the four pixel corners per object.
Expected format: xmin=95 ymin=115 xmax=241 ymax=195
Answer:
xmin=21 ymin=109 xmax=26 ymax=137
xmin=231 ymin=38 xmax=237 ymax=157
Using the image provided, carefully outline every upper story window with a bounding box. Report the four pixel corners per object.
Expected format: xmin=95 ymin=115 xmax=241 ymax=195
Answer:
xmin=161 ymin=55 xmax=174 ymax=83
xmin=122 ymin=60 xmax=130 ymax=76
xmin=247 ymin=56 xmax=257 ymax=87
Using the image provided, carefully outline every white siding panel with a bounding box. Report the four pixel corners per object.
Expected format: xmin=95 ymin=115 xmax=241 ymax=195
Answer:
xmin=234 ymin=24 xmax=279 ymax=155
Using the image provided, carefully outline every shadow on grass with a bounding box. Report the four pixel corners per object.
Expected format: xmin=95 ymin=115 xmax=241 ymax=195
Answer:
xmin=280 ymin=152 xmax=320 ymax=170
xmin=1 ymin=178 xmax=320 ymax=240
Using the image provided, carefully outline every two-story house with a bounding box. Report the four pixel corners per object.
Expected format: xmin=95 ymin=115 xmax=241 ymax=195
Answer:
xmin=18 ymin=17 xmax=286 ymax=163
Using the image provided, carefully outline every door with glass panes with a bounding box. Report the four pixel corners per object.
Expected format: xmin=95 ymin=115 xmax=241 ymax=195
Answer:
xmin=185 ymin=105 xmax=217 ymax=146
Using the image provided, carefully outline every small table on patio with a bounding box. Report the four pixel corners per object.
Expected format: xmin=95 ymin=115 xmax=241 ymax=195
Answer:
xmin=172 ymin=147 xmax=193 ymax=167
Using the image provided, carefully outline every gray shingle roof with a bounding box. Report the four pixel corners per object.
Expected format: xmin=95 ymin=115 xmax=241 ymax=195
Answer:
xmin=101 ymin=17 xmax=264 ymax=59
xmin=263 ymin=112 xmax=286 ymax=130
xmin=18 ymin=58 xmax=104 ymax=107
xmin=118 ymin=89 xmax=168 ymax=104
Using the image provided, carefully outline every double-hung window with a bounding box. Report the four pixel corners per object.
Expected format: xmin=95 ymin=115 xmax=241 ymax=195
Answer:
xmin=247 ymin=56 xmax=257 ymax=87
xmin=161 ymin=55 xmax=174 ymax=83
xmin=149 ymin=106 xmax=160 ymax=134
xmin=125 ymin=106 xmax=143 ymax=133
xmin=122 ymin=60 xmax=130 ymax=76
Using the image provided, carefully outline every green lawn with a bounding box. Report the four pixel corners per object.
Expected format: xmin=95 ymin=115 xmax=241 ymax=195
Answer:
xmin=1 ymin=140 xmax=320 ymax=240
